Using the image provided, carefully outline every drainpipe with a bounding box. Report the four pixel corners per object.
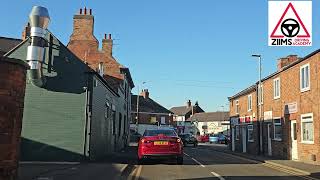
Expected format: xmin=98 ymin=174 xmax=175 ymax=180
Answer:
xmin=26 ymin=6 xmax=50 ymax=87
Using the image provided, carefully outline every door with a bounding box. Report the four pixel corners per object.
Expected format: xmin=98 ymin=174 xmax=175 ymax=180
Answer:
xmin=291 ymin=120 xmax=298 ymax=160
xmin=267 ymin=124 xmax=272 ymax=156
xmin=232 ymin=127 xmax=235 ymax=151
xmin=242 ymin=126 xmax=247 ymax=153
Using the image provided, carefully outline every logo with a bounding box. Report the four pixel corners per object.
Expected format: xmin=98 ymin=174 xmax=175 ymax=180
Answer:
xmin=268 ymin=1 xmax=312 ymax=46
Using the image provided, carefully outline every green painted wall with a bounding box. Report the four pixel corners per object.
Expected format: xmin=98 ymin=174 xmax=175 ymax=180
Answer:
xmin=7 ymin=34 xmax=89 ymax=161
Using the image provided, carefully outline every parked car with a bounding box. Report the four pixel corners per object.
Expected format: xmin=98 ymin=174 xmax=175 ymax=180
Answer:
xmin=209 ymin=134 xmax=219 ymax=144
xmin=179 ymin=133 xmax=198 ymax=147
xmin=138 ymin=128 xmax=184 ymax=164
xmin=198 ymin=134 xmax=209 ymax=143
xmin=130 ymin=129 xmax=142 ymax=142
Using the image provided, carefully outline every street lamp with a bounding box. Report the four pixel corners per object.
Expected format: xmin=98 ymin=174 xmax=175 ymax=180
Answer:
xmin=252 ymin=54 xmax=263 ymax=154
xmin=136 ymin=82 xmax=146 ymax=132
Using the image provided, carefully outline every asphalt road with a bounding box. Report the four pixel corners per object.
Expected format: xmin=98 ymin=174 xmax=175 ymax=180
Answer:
xmin=131 ymin=143 xmax=307 ymax=180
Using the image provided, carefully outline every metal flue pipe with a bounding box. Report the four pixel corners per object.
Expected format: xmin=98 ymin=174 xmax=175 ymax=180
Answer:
xmin=26 ymin=6 xmax=50 ymax=87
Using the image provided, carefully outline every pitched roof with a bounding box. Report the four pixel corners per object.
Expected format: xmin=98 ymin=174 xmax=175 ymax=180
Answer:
xmin=169 ymin=105 xmax=204 ymax=116
xmin=0 ymin=36 xmax=22 ymax=56
xmin=187 ymin=112 xmax=229 ymax=122
xmin=131 ymin=95 xmax=172 ymax=114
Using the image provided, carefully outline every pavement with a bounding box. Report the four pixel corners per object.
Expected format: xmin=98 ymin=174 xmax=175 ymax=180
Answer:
xmin=18 ymin=144 xmax=138 ymax=180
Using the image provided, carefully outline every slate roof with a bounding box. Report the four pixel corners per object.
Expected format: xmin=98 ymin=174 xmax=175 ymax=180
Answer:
xmin=0 ymin=37 xmax=22 ymax=56
xmin=170 ymin=105 xmax=204 ymax=116
xmin=187 ymin=112 xmax=229 ymax=122
xmin=131 ymin=95 xmax=172 ymax=114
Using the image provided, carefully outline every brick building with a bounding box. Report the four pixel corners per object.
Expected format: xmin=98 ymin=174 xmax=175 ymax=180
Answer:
xmin=228 ymin=85 xmax=259 ymax=154
xmin=170 ymin=100 xmax=204 ymax=134
xmin=131 ymin=89 xmax=173 ymax=134
xmin=229 ymin=52 xmax=320 ymax=164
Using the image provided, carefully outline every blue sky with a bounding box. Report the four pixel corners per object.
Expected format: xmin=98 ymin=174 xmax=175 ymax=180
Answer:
xmin=1 ymin=0 xmax=318 ymax=111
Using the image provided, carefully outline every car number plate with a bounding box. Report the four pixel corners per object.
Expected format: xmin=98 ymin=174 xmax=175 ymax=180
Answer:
xmin=154 ymin=141 xmax=168 ymax=145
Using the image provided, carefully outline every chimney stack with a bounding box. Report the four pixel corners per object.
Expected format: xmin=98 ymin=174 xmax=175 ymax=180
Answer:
xmin=22 ymin=22 xmax=31 ymax=40
xmin=140 ymin=89 xmax=149 ymax=99
xmin=102 ymin=33 xmax=113 ymax=57
xmin=277 ymin=55 xmax=299 ymax=71
xmin=67 ymin=7 xmax=99 ymax=62
xmin=187 ymin=100 xmax=191 ymax=108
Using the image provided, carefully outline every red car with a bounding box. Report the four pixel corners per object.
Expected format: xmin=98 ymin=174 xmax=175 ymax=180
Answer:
xmin=138 ymin=128 xmax=183 ymax=164
xmin=198 ymin=134 xmax=209 ymax=143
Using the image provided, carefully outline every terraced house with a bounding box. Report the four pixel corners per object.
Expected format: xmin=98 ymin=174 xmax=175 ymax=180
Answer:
xmin=4 ymin=7 xmax=134 ymax=161
xmin=229 ymin=52 xmax=320 ymax=164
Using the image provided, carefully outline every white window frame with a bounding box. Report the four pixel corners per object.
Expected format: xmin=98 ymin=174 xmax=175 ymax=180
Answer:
xmin=300 ymin=63 xmax=310 ymax=92
xmin=273 ymin=78 xmax=280 ymax=99
xmin=273 ymin=117 xmax=282 ymax=141
xmin=247 ymin=94 xmax=252 ymax=112
xmin=301 ymin=113 xmax=314 ymax=144
xmin=247 ymin=125 xmax=254 ymax=142
xmin=235 ymin=100 xmax=239 ymax=114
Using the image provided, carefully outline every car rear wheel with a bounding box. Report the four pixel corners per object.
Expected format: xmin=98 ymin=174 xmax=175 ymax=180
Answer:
xmin=177 ymin=156 xmax=183 ymax=165
xmin=138 ymin=158 xmax=144 ymax=165
xmin=193 ymin=143 xmax=197 ymax=147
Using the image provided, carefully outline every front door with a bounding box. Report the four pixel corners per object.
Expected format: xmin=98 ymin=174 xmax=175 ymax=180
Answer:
xmin=242 ymin=126 xmax=247 ymax=153
xmin=291 ymin=120 xmax=298 ymax=160
xmin=267 ymin=124 xmax=272 ymax=156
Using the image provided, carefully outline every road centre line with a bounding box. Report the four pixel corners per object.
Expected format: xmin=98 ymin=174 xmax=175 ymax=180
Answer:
xmin=211 ymin=171 xmax=226 ymax=180
xmin=185 ymin=152 xmax=225 ymax=180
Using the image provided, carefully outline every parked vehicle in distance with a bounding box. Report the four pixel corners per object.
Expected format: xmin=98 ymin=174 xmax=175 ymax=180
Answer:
xmin=130 ymin=129 xmax=142 ymax=142
xmin=198 ymin=134 xmax=209 ymax=143
xmin=209 ymin=133 xmax=228 ymax=144
xmin=179 ymin=133 xmax=198 ymax=147
xmin=138 ymin=128 xmax=183 ymax=164
xmin=209 ymin=134 xmax=219 ymax=144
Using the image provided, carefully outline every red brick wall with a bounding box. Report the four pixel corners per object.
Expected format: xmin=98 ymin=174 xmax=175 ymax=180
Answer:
xmin=0 ymin=57 xmax=28 ymax=180
xmin=262 ymin=53 xmax=320 ymax=162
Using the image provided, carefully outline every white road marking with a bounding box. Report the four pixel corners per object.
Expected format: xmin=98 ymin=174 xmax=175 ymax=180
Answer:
xmin=185 ymin=152 xmax=225 ymax=180
xmin=120 ymin=164 xmax=128 ymax=174
xmin=211 ymin=171 xmax=225 ymax=180
xmin=134 ymin=165 xmax=142 ymax=180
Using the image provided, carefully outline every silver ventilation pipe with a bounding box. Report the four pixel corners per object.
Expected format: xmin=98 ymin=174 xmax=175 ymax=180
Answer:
xmin=26 ymin=6 xmax=50 ymax=87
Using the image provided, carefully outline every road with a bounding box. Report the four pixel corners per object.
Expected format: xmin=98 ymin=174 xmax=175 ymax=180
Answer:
xmin=130 ymin=143 xmax=308 ymax=180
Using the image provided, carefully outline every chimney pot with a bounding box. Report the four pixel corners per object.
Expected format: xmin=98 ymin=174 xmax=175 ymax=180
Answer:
xmin=104 ymin=33 xmax=107 ymax=39
xmin=84 ymin=7 xmax=87 ymax=15
xmin=108 ymin=34 xmax=112 ymax=39
xmin=79 ymin=8 xmax=82 ymax=14
xmin=89 ymin=9 xmax=92 ymax=15
xmin=187 ymin=100 xmax=191 ymax=108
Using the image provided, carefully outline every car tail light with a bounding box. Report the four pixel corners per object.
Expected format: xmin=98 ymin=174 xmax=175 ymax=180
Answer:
xmin=141 ymin=138 xmax=146 ymax=143
xmin=177 ymin=138 xmax=181 ymax=143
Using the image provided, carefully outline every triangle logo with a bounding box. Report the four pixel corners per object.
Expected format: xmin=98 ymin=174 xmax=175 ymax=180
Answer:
xmin=270 ymin=2 xmax=310 ymax=38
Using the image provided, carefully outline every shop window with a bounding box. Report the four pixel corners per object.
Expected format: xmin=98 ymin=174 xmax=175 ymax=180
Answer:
xmin=247 ymin=125 xmax=254 ymax=142
xmin=301 ymin=113 xmax=313 ymax=143
xmin=273 ymin=118 xmax=282 ymax=141
xmin=235 ymin=126 xmax=240 ymax=140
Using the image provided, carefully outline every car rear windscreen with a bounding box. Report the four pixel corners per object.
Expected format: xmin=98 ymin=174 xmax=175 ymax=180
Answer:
xmin=144 ymin=130 xmax=177 ymax=136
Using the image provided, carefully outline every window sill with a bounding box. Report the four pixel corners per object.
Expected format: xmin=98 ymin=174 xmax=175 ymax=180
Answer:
xmin=274 ymin=96 xmax=280 ymax=100
xmin=301 ymin=141 xmax=314 ymax=144
xmin=300 ymin=88 xmax=310 ymax=93
xmin=248 ymin=140 xmax=254 ymax=143
xmin=248 ymin=109 xmax=252 ymax=112
xmin=273 ymin=138 xmax=282 ymax=141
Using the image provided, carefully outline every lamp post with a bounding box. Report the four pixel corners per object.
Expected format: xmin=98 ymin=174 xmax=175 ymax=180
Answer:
xmin=136 ymin=82 xmax=146 ymax=132
xmin=252 ymin=54 xmax=262 ymax=154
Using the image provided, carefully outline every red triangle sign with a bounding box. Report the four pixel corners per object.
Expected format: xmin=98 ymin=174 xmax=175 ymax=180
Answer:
xmin=270 ymin=2 xmax=310 ymax=38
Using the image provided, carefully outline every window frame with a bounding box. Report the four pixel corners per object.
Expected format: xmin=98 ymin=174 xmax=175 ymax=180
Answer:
xmin=273 ymin=117 xmax=282 ymax=141
xmin=235 ymin=100 xmax=239 ymax=114
xmin=248 ymin=94 xmax=252 ymax=112
xmin=247 ymin=125 xmax=254 ymax=142
xmin=300 ymin=63 xmax=310 ymax=92
xmin=301 ymin=113 xmax=314 ymax=144
xmin=273 ymin=77 xmax=281 ymax=99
